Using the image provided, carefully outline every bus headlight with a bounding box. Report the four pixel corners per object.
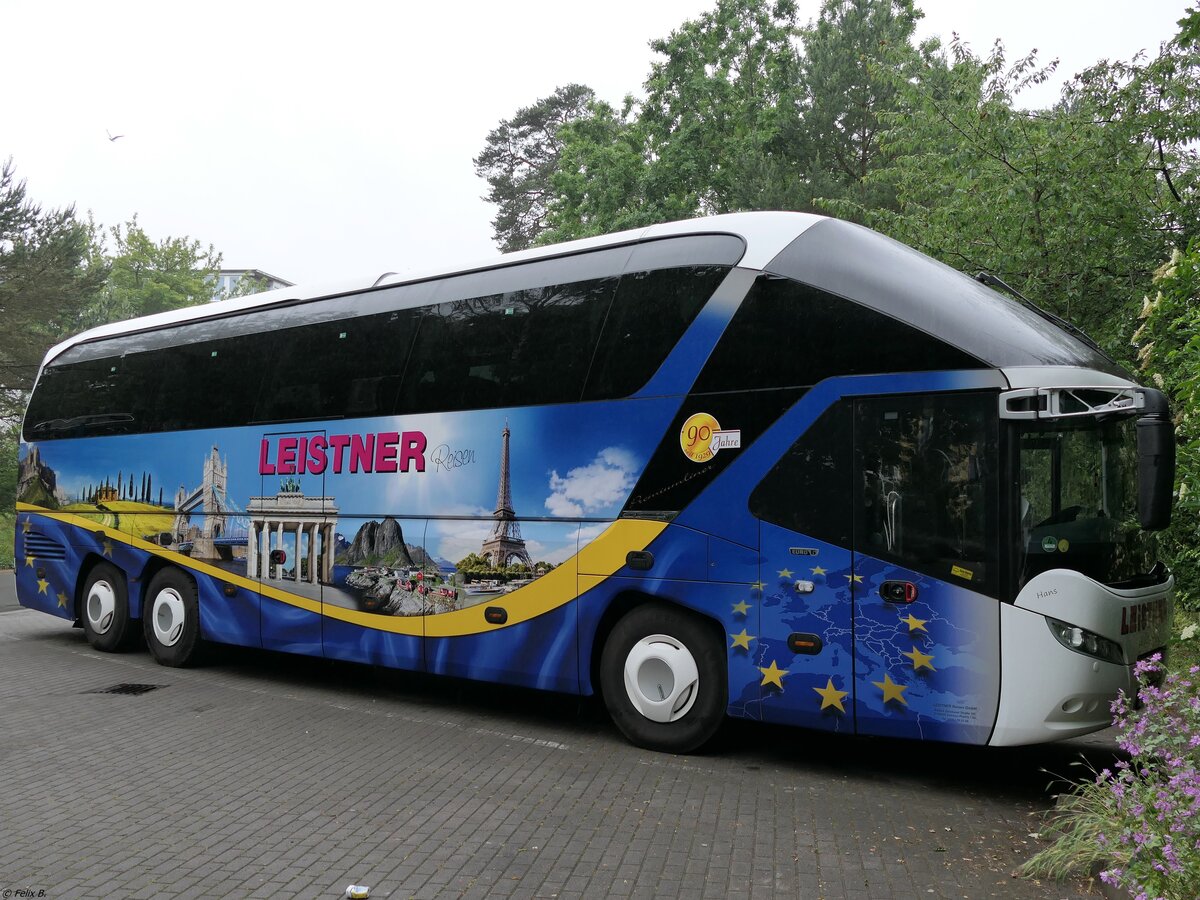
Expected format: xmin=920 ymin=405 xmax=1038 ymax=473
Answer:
xmin=1046 ymin=617 xmax=1125 ymax=665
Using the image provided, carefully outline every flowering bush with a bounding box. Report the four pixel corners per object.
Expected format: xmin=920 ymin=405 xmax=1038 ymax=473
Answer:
xmin=1023 ymin=655 xmax=1200 ymax=899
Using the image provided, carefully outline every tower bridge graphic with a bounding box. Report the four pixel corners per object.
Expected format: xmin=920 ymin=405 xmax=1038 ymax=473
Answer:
xmin=479 ymin=422 xmax=532 ymax=569
xmin=173 ymin=446 xmax=250 ymax=559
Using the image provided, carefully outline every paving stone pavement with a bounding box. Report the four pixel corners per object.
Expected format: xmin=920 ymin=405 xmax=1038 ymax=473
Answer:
xmin=0 ymin=607 xmax=1112 ymax=899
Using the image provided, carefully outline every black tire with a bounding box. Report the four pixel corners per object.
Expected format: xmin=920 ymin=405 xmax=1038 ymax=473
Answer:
xmin=81 ymin=562 xmax=135 ymax=652
xmin=143 ymin=568 xmax=204 ymax=667
xmin=600 ymin=603 xmax=726 ymax=754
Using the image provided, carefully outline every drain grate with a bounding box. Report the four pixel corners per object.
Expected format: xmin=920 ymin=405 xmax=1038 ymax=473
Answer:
xmin=86 ymin=683 xmax=167 ymax=696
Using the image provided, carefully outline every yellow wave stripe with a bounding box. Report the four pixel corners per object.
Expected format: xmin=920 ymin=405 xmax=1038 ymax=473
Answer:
xmin=17 ymin=503 xmax=666 ymax=638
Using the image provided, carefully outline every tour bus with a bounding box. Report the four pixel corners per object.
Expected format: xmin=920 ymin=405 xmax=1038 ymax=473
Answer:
xmin=15 ymin=212 xmax=1175 ymax=753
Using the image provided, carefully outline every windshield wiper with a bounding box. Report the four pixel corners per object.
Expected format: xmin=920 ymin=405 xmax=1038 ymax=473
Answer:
xmin=974 ymin=272 xmax=1106 ymax=354
xmin=31 ymin=412 xmax=135 ymax=434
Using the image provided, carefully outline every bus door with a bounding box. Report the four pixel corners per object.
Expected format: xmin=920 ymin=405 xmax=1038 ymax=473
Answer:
xmin=850 ymin=394 xmax=1001 ymax=745
xmin=255 ymin=428 xmax=327 ymax=656
xmin=752 ymin=403 xmax=856 ymax=734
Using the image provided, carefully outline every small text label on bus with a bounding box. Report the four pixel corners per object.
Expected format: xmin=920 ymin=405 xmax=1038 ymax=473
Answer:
xmin=680 ymin=412 xmax=741 ymax=464
xmin=259 ymin=432 xmax=428 ymax=476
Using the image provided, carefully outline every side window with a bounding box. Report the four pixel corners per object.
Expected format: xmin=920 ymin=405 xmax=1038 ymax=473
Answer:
xmin=854 ymin=393 xmax=998 ymax=595
xmin=749 ymin=402 xmax=852 ymax=546
xmin=25 ymin=356 xmax=139 ymax=438
xmin=155 ymin=334 xmax=266 ymax=430
xmin=26 ymin=335 xmax=269 ymax=437
xmin=254 ymin=309 xmax=420 ymax=423
xmin=583 ymin=265 xmax=731 ymax=400
xmin=398 ymin=277 xmax=617 ymax=414
xmin=692 ymin=275 xmax=984 ymax=394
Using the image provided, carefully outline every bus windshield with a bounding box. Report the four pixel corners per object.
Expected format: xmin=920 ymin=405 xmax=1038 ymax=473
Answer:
xmin=1016 ymin=415 xmax=1159 ymax=588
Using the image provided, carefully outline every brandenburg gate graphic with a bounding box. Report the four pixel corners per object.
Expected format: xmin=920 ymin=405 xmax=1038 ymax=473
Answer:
xmin=247 ymin=479 xmax=339 ymax=585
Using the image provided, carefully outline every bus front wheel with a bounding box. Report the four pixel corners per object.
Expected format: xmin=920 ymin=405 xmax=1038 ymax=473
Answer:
xmin=144 ymin=568 xmax=203 ymax=667
xmin=600 ymin=604 xmax=726 ymax=753
xmin=82 ymin=562 xmax=134 ymax=652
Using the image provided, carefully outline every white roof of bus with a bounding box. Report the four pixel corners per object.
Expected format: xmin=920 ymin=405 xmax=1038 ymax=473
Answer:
xmin=42 ymin=211 xmax=825 ymax=367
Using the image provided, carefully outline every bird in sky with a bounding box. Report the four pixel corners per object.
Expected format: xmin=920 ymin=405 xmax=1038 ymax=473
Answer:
xmin=106 ymin=129 xmax=124 ymax=142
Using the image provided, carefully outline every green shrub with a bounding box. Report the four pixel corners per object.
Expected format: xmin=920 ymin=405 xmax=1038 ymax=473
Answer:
xmin=1137 ymin=245 xmax=1200 ymax=610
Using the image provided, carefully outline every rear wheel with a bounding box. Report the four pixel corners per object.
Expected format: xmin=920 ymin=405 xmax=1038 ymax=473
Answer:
xmin=144 ymin=568 xmax=203 ymax=667
xmin=601 ymin=603 xmax=726 ymax=753
xmin=82 ymin=562 xmax=134 ymax=652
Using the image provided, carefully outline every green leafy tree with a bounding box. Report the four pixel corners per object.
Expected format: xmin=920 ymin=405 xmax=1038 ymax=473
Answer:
xmin=1177 ymin=5 xmax=1200 ymax=48
xmin=474 ymin=84 xmax=597 ymax=251
xmin=455 ymin=552 xmax=491 ymax=573
xmin=544 ymin=97 xmax=666 ymax=242
xmin=828 ymin=34 xmax=1200 ymax=361
xmin=638 ymin=0 xmax=804 ymax=215
xmin=798 ymin=0 xmax=930 ymax=210
xmin=81 ymin=215 xmax=221 ymax=328
xmin=0 ymin=159 xmax=107 ymax=426
xmin=0 ymin=421 xmax=16 ymax=566
xmin=543 ymin=0 xmax=804 ymax=243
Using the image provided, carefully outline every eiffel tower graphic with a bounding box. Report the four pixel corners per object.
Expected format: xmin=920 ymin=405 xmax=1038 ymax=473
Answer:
xmin=480 ymin=421 xmax=533 ymax=569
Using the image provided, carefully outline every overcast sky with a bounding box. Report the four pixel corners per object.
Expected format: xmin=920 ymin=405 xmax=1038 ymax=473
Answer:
xmin=1 ymin=0 xmax=1189 ymax=287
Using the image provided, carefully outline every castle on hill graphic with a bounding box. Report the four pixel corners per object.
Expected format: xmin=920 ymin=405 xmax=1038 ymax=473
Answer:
xmin=19 ymin=444 xmax=245 ymax=557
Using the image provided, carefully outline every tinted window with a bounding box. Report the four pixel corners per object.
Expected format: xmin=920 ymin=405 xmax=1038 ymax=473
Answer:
xmin=149 ymin=333 xmax=264 ymax=431
xmin=25 ymin=356 xmax=137 ymax=438
xmin=398 ymin=277 xmax=617 ymax=414
xmin=750 ymin=402 xmax=852 ymax=546
xmin=255 ymin=309 xmax=420 ymax=423
xmin=692 ymin=275 xmax=984 ymax=394
xmin=584 ymin=265 xmax=731 ymax=400
xmin=767 ymin=218 xmax=1127 ymax=377
xmin=25 ymin=333 xmax=267 ymax=438
xmin=855 ymin=393 xmax=998 ymax=595
xmin=24 ymin=236 xmax=742 ymax=438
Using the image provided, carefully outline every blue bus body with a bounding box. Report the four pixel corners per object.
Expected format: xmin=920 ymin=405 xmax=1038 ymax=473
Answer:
xmin=15 ymin=213 xmax=1175 ymax=752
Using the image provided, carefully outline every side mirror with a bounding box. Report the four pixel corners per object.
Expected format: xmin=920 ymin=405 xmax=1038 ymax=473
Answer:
xmin=1136 ymin=391 xmax=1175 ymax=530
xmin=270 ymin=549 xmax=287 ymax=565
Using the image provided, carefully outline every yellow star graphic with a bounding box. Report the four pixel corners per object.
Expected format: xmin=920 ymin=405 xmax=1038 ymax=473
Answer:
xmin=759 ymin=660 xmax=788 ymax=689
xmin=22 ymin=519 xmax=31 ymax=533
xmin=872 ymin=673 xmax=908 ymax=705
xmin=844 ymin=573 xmax=863 ymax=584
xmin=777 ymin=568 xmax=793 ymax=579
xmin=56 ymin=591 xmax=69 ymax=609
xmin=729 ymin=629 xmax=754 ymax=651
xmin=731 ymin=600 xmax=752 ymax=616
xmin=901 ymin=613 xmax=928 ymax=634
xmin=24 ymin=555 xmax=36 ymax=568
xmin=101 ymin=539 xmax=114 ymax=557
xmin=749 ymin=581 xmax=765 ymax=593
xmin=903 ymin=647 xmax=936 ymax=671
xmin=36 ymin=578 xmax=49 ymax=595
xmin=813 ymin=677 xmax=848 ymax=713
xmin=810 ymin=566 xmax=827 ymax=576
